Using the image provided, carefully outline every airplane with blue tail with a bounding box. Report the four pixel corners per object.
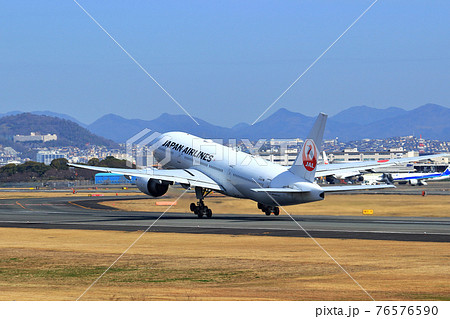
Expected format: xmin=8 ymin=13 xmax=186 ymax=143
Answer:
xmin=390 ymin=165 xmax=450 ymax=185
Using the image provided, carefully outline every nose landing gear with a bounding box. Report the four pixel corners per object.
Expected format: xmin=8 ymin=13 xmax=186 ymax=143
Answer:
xmin=257 ymin=203 xmax=280 ymax=216
xmin=190 ymin=187 xmax=213 ymax=218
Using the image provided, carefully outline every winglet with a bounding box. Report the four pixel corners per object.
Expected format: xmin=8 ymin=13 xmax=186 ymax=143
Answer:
xmin=289 ymin=113 xmax=327 ymax=182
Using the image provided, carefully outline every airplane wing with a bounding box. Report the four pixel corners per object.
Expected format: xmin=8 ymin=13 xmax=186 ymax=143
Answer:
xmin=315 ymin=153 xmax=449 ymax=178
xmin=321 ymin=184 xmax=395 ymax=192
xmin=69 ymin=163 xmax=223 ymax=191
xmin=250 ymin=188 xmax=311 ymax=193
xmin=251 ymin=184 xmax=394 ymax=193
xmin=330 ymin=169 xmax=362 ymax=179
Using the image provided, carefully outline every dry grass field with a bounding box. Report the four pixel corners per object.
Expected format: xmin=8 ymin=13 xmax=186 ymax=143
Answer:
xmin=0 ymin=228 xmax=448 ymax=301
xmin=100 ymin=188 xmax=450 ymax=217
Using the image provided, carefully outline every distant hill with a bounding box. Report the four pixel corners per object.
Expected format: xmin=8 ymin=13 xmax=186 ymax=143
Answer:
xmin=87 ymin=113 xmax=231 ymax=142
xmin=232 ymin=108 xmax=315 ymax=140
xmin=87 ymin=108 xmax=316 ymax=142
xmin=358 ymin=104 xmax=450 ymax=140
xmin=29 ymin=111 xmax=87 ymax=128
xmin=331 ymin=105 xmax=407 ymax=125
xmin=0 ymin=110 xmax=87 ymax=128
xmin=0 ymin=113 xmax=118 ymax=148
xmin=0 ymin=111 xmax=22 ymax=117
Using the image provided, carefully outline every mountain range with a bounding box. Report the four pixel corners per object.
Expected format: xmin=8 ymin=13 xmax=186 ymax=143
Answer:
xmin=86 ymin=103 xmax=450 ymax=142
xmin=1 ymin=104 xmax=449 ymax=143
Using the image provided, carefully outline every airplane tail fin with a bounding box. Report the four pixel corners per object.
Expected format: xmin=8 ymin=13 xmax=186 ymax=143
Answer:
xmin=289 ymin=113 xmax=327 ymax=182
xmin=442 ymin=165 xmax=450 ymax=176
xmin=323 ymin=151 xmax=329 ymax=165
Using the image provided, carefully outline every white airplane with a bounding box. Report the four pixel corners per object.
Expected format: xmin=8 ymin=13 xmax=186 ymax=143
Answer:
xmin=319 ymin=151 xmax=362 ymax=182
xmin=70 ymin=113 xmax=446 ymax=218
xmin=363 ymin=166 xmax=450 ymax=186
xmin=316 ymin=152 xmax=443 ymax=183
xmin=388 ymin=165 xmax=450 ymax=186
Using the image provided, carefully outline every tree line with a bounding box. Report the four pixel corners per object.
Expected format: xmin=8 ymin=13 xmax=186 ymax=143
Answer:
xmin=0 ymin=156 xmax=128 ymax=183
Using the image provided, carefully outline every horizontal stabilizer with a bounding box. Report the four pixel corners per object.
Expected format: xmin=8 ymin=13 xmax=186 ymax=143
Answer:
xmin=251 ymin=188 xmax=310 ymax=193
xmin=322 ymin=184 xmax=395 ymax=192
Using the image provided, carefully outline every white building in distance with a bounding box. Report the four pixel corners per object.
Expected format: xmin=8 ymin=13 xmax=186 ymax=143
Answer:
xmin=36 ymin=151 xmax=67 ymax=165
xmin=14 ymin=132 xmax=57 ymax=143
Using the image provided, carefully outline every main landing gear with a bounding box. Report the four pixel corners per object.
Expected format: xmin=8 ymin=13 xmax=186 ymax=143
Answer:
xmin=257 ymin=203 xmax=280 ymax=216
xmin=190 ymin=187 xmax=213 ymax=218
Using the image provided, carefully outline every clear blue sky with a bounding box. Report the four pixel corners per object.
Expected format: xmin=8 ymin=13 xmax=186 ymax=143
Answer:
xmin=1 ymin=0 xmax=449 ymax=126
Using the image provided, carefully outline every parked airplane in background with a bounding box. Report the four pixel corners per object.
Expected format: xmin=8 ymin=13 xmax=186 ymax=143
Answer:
xmin=319 ymin=151 xmax=363 ymax=183
xmin=363 ymin=166 xmax=450 ymax=185
xmin=70 ymin=113 xmax=447 ymax=218
xmin=316 ymin=151 xmax=438 ymax=184
xmin=390 ymin=166 xmax=450 ymax=185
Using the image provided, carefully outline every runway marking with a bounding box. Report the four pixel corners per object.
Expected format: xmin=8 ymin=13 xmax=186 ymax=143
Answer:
xmin=15 ymin=201 xmax=33 ymax=211
xmin=68 ymin=201 xmax=100 ymax=210
xmin=25 ymin=204 xmax=67 ymax=206
xmin=137 ymin=223 xmax=450 ymax=236
xmin=1 ymin=220 xmax=449 ymax=239
xmin=0 ymin=220 xmax=449 ymax=242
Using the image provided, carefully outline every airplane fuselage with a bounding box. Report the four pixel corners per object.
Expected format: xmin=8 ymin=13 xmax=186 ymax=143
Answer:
xmin=392 ymin=171 xmax=444 ymax=181
xmin=150 ymin=131 xmax=324 ymax=206
xmin=391 ymin=169 xmax=450 ymax=185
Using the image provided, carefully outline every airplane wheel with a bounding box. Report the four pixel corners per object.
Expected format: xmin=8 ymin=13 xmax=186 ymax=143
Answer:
xmin=197 ymin=211 xmax=204 ymax=218
xmin=265 ymin=210 xmax=271 ymax=216
xmin=190 ymin=203 xmax=196 ymax=212
xmin=206 ymin=208 xmax=212 ymax=218
xmin=273 ymin=207 xmax=280 ymax=216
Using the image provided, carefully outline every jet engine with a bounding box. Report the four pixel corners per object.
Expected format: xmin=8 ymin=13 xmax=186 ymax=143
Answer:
xmin=409 ymin=179 xmax=426 ymax=186
xmin=136 ymin=177 xmax=170 ymax=197
xmin=326 ymin=176 xmax=337 ymax=184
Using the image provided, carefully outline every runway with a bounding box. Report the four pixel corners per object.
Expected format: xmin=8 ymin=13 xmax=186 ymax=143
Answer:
xmin=0 ymin=195 xmax=449 ymax=242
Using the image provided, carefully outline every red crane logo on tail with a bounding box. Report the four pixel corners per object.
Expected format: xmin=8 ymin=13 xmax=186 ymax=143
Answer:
xmin=302 ymin=139 xmax=317 ymax=172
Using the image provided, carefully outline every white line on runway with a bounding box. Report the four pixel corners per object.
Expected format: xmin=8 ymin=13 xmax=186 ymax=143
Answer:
xmin=1 ymin=220 xmax=449 ymax=236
